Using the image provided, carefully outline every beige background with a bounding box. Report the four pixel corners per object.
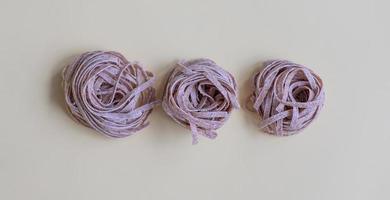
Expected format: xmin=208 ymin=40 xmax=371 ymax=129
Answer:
xmin=0 ymin=0 xmax=389 ymax=199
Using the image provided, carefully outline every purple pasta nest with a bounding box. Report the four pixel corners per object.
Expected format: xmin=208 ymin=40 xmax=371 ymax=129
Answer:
xmin=162 ymin=58 xmax=240 ymax=144
xmin=62 ymin=51 xmax=159 ymax=138
xmin=248 ymin=60 xmax=325 ymax=136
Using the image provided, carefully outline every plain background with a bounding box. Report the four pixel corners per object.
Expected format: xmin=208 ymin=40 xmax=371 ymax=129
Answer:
xmin=0 ymin=0 xmax=389 ymax=199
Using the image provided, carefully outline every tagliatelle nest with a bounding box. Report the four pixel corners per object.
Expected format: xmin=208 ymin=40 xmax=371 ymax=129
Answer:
xmin=162 ymin=58 xmax=239 ymax=144
xmin=248 ymin=60 xmax=325 ymax=136
xmin=62 ymin=51 xmax=159 ymax=137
